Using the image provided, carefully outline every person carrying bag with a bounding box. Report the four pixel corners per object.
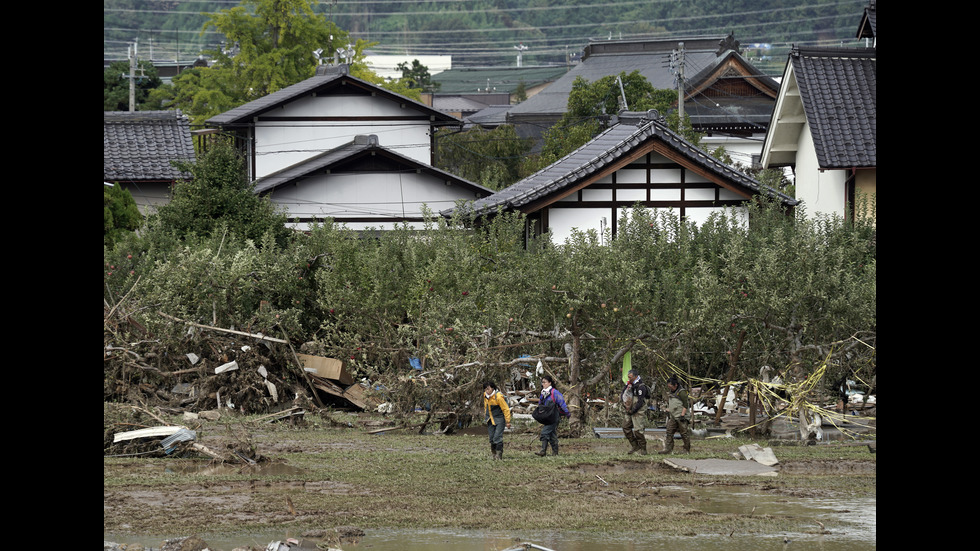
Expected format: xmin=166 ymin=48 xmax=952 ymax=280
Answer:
xmin=534 ymin=375 xmax=570 ymax=456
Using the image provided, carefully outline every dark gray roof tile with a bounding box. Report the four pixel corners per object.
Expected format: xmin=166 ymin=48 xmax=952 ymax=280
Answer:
xmin=104 ymin=110 xmax=195 ymax=181
xmin=207 ymin=67 xmax=458 ymax=127
xmin=792 ymin=47 xmax=876 ymax=169
xmin=456 ymin=112 xmax=796 ymax=216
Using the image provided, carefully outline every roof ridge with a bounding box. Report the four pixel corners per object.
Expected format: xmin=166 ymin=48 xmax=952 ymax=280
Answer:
xmin=792 ymin=46 xmax=876 ymax=59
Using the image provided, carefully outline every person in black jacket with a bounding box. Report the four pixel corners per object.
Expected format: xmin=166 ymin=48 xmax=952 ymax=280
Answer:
xmin=621 ymin=369 xmax=650 ymax=455
xmin=535 ymin=375 xmax=570 ymax=456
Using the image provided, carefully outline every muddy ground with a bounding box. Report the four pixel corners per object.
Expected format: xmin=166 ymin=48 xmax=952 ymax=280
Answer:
xmin=104 ymin=408 xmax=875 ymax=551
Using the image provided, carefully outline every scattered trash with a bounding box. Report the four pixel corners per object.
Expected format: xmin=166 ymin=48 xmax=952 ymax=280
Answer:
xmin=265 ymin=379 xmax=279 ymax=403
xmin=160 ymin=428 xmax=197 ymax=453
xmin=298 ymin=354 xmax=353 ymax=385
xmin=113 ymin=425 xmax=189 ymax=444
xmin=664 ymin=457 xmax=779 ymax=477
xmin=215 ymin=360 xmax=239 ymax=374
xmin=252 ymin=407 xmax=306 ymax=424
xmin=502 ymin=543 xmax=556 ymax=551
xmin=737 ymin=443 xmax=779 ymax=466
xmin=716 ymin=386 xmax=738 ymax=414
xmin=171 ymin=382 xmax=195 ymax=396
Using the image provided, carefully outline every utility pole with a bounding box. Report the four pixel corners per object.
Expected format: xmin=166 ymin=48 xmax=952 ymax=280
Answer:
xmin=616 ymin=75 xmax=628 ymax=112
xmin=128 ymin=43 xmax=137 ymax=112
xmin=675 ymin=42 xmax=685 ymax=123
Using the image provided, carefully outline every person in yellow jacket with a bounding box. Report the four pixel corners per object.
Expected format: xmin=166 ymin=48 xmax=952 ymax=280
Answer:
xmin=483 ymin=381 xmax=512 ymax=460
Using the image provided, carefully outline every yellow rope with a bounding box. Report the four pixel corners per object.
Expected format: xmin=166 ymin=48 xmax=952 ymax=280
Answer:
xmin=636 ymin=347 xmax=875 ymax=439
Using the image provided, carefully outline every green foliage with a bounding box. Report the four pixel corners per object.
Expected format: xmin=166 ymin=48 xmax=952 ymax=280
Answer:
xmin=514 ymin=79 xmax=528 ymax=103
xmin=107 ymin=200 xmax=875 ymax=415
xmin=537 ymin=72 xmax=676 ymax=165
xmin=155 ymin=141 xmax=289 ymax=244
xmin=103 ymin=60 xmax=163 ymax=111
xmin=108 ymin=1 xmax=865 ymax=71
xmin=348 ymin=62 xmax=422 ymax=102
xmin=434 ymin=125 xmax=534 ymax=189
xmin=104 ymin=185 xmax=142 ymax=248
xmin=158 ymin=0 xmax=377 ymax=123
xmin=396 ymin=59 xmax=440 ymax=92
xmin=566 ymin=71 xmax=674 ymax=121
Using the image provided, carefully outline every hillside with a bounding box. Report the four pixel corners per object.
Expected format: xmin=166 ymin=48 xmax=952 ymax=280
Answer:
xmin=104 ymin=0 xmax=871 ymax=73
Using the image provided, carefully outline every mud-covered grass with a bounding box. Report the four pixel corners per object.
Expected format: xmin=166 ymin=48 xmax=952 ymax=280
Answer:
xmin=104 ymin=411 xmax=875 ymax=540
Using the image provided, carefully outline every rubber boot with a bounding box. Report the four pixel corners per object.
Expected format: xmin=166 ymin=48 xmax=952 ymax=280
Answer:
xmin=551 ymin=443 xmax=559 ymax=456
xmin=491 ymin=443 xmax=498 ymax=459
xmin=632 ymin=430 xmax=647 ymax=455
xmin=497 ymin=442 xmax=504 ymax=460
xmin=680 ymin=422 xmax=691 ymax=453
xmin=659 ymin=432 xmax=675 ymax=455
xmin=535 ymin=442 xmax=547 ymax=456
xmin=624 ymin=429 xmax=639 ymax=454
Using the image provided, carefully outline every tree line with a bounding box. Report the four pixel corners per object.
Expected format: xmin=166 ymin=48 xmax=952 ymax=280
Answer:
xmin=105 ymin=142 xmax=876 ymax=433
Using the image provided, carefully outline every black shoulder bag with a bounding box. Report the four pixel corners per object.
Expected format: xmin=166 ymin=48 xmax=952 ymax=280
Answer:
xmin=532 ymin=389 xmax=560 ymax=425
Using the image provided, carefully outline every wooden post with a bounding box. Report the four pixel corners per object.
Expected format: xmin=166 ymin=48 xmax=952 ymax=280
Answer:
xmin=714 ymin=329 xmax=747 ymax=425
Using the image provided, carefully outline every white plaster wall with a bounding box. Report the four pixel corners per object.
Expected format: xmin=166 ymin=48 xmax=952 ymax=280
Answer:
xmin=548 ymin=207 xmax=610 ymax=245
xmin=700 ymin=134 xmax=765 ymax=168
xmin=254 ymin=124 xmax=431 ymax=177
xmin=685 ymin=206 xmax=748 ymax=226
xmin=794 ymin=123 xmax=847 ymax=218
xmin=266 ymin=171 xmax=481 ymax=222
xmin=363 ymin=55 xmax=452 ymax=80
xmin=252 ymin=94 xmax=434 ymax=178
xmin=120 ymin=182 xmax=171 ymax=215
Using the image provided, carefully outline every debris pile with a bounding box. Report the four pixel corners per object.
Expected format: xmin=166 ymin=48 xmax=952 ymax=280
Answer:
xmin=104 ymin=306 xmax=378 ymax=417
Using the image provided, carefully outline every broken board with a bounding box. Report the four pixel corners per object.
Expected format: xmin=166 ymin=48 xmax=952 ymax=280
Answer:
xmin=663 ymin=458 xmax=779 ymax=476
xmin=297 ymin=354 xmax=354 ymax=385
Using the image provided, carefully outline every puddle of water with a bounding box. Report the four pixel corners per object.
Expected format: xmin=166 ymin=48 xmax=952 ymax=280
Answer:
xmin=106 ymin=486 xmax=874 ymax=550
xmin=106 ymin=527 xmax=874 ymax=551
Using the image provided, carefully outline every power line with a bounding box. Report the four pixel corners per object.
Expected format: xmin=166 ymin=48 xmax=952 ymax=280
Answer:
xmin=105 ymin=1 xmax=866 ymax=64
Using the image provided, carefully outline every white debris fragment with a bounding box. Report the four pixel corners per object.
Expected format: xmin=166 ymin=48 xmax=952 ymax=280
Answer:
xmin=215 ymin=361 xmax=239 ymax=373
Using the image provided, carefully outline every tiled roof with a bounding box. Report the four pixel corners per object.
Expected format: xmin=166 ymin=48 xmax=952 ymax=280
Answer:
xmin=682 ymin=50 xmax=780 ymax=130
xmin=792 ymin=47 xmax=876 ymax=169
xmin=253 ymin=134 xmax=491 ymax=196
xmin=432 ymin=66 xmax=569 ymax=95
xmin=206 ymin=66 xmax=458 ymax=127
xmin=454 ymin=112 xmax=796 ymax=217
xmin=508 ymin=37 xmax=727 ymax=118
xmin=465 ymin=105 xmax=513 ymax=128
xmin=432 ymin=95 xmax=496 ymax=113
xmin=104 ymin=110 xmax=195 ymax=182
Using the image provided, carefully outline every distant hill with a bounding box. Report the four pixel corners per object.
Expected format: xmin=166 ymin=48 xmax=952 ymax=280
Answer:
xmin=105 ymin=0 xmax=870 ymax=73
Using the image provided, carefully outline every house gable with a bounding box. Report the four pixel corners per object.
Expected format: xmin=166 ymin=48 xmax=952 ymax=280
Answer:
xmin=683 ymin=49 xmax=781 ymax=136
xmin=760 ymin=45 xmax=876 ymax=220
xmin=763 ymin=47 xmax=876 ymax=171
xmin=457 ymin=112 xmax=796 ymax=244
xmin=254 ymin=135 xmax=491 ymax=230
xmin=507 ymin=35 xmax=778 ymax=144
xmin=206 ymin=65 xmax=461 ymax=180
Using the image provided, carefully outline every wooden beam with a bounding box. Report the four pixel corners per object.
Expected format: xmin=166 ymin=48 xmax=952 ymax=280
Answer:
xmin=521 ymin=141 xmax=659 ymax=213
